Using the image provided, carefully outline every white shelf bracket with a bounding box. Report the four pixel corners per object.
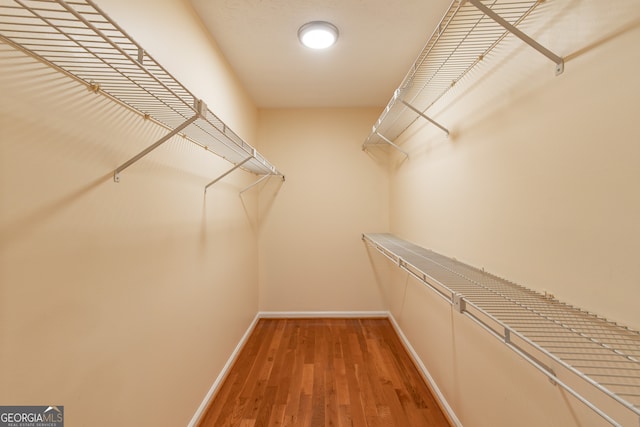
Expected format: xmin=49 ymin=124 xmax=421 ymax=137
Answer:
xmin=204 ymin=155 xmax=253 ymax=192
xmin=453 ymin=293 xmax=466 ymax=313
xmin=207 ymin=155 xmax=285 ymax=194
xmin=374 ymin=131 xmax=409 ymax=158
xmin=400 ymin=100 xmax=450 ymax=136
xmin=113 ymin=99 xmax=207 ymax=182
xmin=239 ymin=174 xmax=271 ymax=194
xmin=466 ymin=0 xmax=564 ymax=75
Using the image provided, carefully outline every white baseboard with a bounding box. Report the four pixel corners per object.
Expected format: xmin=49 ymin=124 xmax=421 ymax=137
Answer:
xmin=258 ymin=310 xmax=389 ymax=318
xmin=189 ymin=310 xmax=461 ymax=427
xmin=187 ymin=312 xmax=261 ymax=427
xmin=386 ymin=313 xmax=463 ymax=427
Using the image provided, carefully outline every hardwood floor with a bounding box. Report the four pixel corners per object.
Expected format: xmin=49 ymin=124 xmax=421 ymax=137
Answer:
xmin=198 ymin=318 xmax=451 ymax=427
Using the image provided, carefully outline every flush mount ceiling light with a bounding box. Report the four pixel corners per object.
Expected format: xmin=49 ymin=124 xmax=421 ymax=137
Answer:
xmin=298 ymin=21 xmax=339 ymax=49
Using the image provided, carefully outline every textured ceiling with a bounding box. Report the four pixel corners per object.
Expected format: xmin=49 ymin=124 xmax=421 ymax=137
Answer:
xmin=189 ymin=0 xmax=453 ymax=108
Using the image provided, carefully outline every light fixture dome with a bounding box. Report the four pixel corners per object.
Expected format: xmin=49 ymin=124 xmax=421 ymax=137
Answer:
xmin=298 ymin=21 xmax=338 ymax=49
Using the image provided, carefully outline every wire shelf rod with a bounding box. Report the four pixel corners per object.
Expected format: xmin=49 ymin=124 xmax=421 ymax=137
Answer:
xmin=362 ymin=233 xmax=640 ymax=424
xmin=467 ymin=0 xmax=564 ymax=74
xmin=0 ymin=0 xmax=283 ymax=184
xmin=539 ymin=341 xmax=640 ymax=349
xmin=404 ymin=1 xmax=538 ymax=106
xmin=461 ymin=298 xmax=625 ymax=427
xmin=16 ymin=0 xmax=189 ymax=123
xmin=405 ymin=264 xmax=638 ymax=364
xmin=461 ymin=284 xmax=640 ymax=421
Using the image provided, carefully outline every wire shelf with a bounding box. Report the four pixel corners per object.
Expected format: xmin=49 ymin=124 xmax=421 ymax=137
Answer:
xmin=0 ymin=0 xmax=283 ymax=184
xmin=363 ymin=233 xmax=640 ymax=427
xmin=363 ymin=0 xmax=560 ymax=152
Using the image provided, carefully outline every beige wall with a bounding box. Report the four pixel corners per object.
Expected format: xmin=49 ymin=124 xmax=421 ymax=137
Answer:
xmin=257 ymin=108 xmax=388 ymax=312
xmin=379 ymin=0 xmax=640 ymax=426
xmin=0 ymin=0 xmax=261 ymax=425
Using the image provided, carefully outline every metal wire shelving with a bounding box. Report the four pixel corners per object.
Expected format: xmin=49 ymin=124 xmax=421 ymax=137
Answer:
xmin=363 ymin=233 xmax=640 ymax=427
xmin=0 ymin=0 xmax=284 ymax=190
xmin=362 ymin=0 xmax=564 ymax=155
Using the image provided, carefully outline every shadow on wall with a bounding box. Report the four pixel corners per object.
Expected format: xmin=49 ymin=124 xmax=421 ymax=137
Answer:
xmin=364 ymin=242 xmax=390 ymax=301
xmin=564 ymin=17 xmax=640 ymax=62
xmin=240 ymin=174 xmax=285 ymax=234
xmin=0 ymin=174 xmax=112 ymax=251
xmin=364 ymin=242 xmax=412 ymax=318
xmin=362 ymin=144 xmax=393 ymax=169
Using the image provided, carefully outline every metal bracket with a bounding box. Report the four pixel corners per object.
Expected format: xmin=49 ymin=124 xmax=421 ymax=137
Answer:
xmin=548 ymin=368 xmax=558 ymax=386
xmin=453 ymin=293 xmax=466 ymax=313
xmin=374 ymin=131 xmax=409 ymax=158
xmin=401 ymin=100 xmax=450 ymax=135
xmin=239 ymin=174 xmax=271 ymax=194
xmin=204 ymin=155 xmax=253 ymax=192
xmin=467 ymin=0 xmax=564 ymax=75
xmin=113 ymin=99 xmax=207 ymax=182
xmin=88 ymin=81 xmax=100 ymax=93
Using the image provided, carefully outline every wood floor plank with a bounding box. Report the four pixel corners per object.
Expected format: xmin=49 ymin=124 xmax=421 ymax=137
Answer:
xmin=198 ymin=318 xmax=451 ymax=427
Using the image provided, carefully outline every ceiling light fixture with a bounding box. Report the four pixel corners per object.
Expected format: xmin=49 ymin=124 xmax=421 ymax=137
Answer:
xmin=298 ymin=21 xmax=339 ymax=49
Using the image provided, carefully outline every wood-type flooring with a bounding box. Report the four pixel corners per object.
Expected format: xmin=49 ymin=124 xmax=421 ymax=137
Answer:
xmin=198 ymin=317 xmax=451 ymax=427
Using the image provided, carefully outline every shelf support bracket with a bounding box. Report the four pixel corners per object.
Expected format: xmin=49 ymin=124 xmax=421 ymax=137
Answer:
xmin=467 ymin=0 xmax=564 ymax=75
xmin=374 ymin=131 xmax=409 ymax=158
xmin=113 ymin=99 xmax=207 ymax=182
xmin=204 ymin=155 xmax=253 ymax=192
xmin=240 ymin=174 xmax=272 ymax=194
xmin=401 ymin=100 xmax=450 ymax=135
xmin=453 ymin=293 xmax=466 ymax=313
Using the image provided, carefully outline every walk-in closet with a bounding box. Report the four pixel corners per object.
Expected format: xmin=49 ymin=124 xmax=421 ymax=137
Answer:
xmin=2 ymin=0 xmax=639 ymax=426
